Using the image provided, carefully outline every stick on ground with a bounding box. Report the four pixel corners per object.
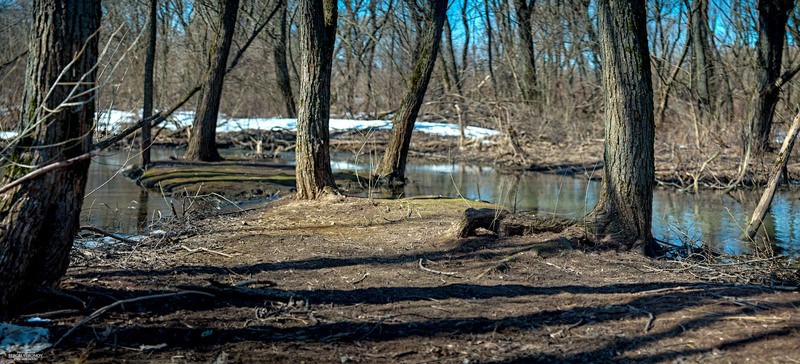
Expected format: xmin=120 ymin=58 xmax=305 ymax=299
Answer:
xmin=53 ymin=290 xmax=215 ymax=347
xmin=418 ymin=258 xmax=460 ymax=277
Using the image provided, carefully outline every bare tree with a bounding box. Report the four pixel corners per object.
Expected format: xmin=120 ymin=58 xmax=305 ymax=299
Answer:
xmin=691 ymin=0 xmax=715 ymax=125
xmin=273 ymin=0 xmax=296 ymax=118
xmin=587 ymin=0 xmax=657 ymax=255
xmin=0 ymin=0 xmax=101 ymax=315
xmin=141 ymin=0 xmax=157 ymax=168
xmin=745 ymin=0 xmax=794 ymax=156
xmin=513 ymin=0 xmax=539 ymax=103
xmin=185 ymin=0 xmax=240 ymax=162
xmin=295 ymin=0 xmax=338 ymax=199
xmin=378 ymin=0 xmax=448 ymax=184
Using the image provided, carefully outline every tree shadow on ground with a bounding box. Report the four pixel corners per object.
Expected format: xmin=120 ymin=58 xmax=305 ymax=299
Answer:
xmin=45 ymin=281 xmax=799 ymax=362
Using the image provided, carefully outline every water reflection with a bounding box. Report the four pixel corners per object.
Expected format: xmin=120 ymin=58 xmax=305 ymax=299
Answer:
xmin=81 ymin=149 xmax=800 ymax=255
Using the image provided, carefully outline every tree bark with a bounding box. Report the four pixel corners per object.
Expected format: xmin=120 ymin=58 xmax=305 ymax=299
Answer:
xmin=295 ymin=0 xmax=338 ymax=199
xmin=0 ymin=0 xmax=100 ymax=315
xmin=141 ymin=0 xmax=157 ymax=169
xmin=185 ymin=0 xmax=240 ymax=162
xmin=513 ymin=0 xmax=539 ymax=103
xmin=273 ymin=0 xmax=296 ymax=118
xmin=442 ymin=18 xmax=463 ymax=96
xmin=744 ymin=111 xmax=800 ymax=241
xmin=746 ymin=0 xmax=793 ymax=156
xmin=691 ymin=0 xmax=715 ymax=124
xmin=460 ymin=0 xmax=470 ymax=79
xmin=378 ymin=0 xmax=447 ymax=183
xmin=484 ymin=0 xmax=497 ymax=98
xmin=587 ymin=0 xmax=657 ymax=255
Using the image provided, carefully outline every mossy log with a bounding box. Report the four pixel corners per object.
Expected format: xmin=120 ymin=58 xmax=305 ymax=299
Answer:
xmin=449 ymin=208 xmax=574 ymax=239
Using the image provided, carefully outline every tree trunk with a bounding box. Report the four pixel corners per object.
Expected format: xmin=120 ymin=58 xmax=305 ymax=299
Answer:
xmin=295 ymin=0 xmax=338 ymax=199
xmin=0 ymin=0 xmax=100 ymax=315
xmin=378 ymin=0 xmax=447 ymax=183
xmin=484 ymin=0 xmax=497 ymax=98
xmin=273 ymin=0 xmax=296 ymax=118
xmin=513 ymin=0 xmax=539 ymax=103
xmin=746 ymin=0 xmax=793 ymax=156
xmin=460 ymin=0 xmax=470 ymax=78
xmin=744 ymin=111 xmax=800 ymax=241
xmin=443 ymin=18 xmax=464 ymax=96
xmin=185 ymin=0 xmax=240 ymax=162
xmin=587 ymin=0 xmax=657 ymax=256
xmin=691 ymin=0 xmax=715 ymax=124
xmin=141 ymin=0 xmax=157 ymax=169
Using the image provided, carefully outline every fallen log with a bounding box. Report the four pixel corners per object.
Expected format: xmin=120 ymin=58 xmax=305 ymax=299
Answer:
xmin=744 ymin=111 xmax=800 ymax=241
xmin=448 ymin=208 xmax=574 ymax=239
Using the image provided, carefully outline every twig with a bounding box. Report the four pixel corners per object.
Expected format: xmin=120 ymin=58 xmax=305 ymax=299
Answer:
xmin=549 ymin=319 xmax=584 ymax=338
xmin=476 ymin=250 xmax=529 ymax=279
xmin=53 ymin=290 xmax=215 ymax=347
xmin=181 ymin=245 xmax=234 ymax=258
xmin=644 ymin=312 xmax=655 ymax=333
xmin=21 ymin=309 xmax=81 ymax=319
xmin=418 ymin=258 xmax=460 ymax=277
xmin=234 ymin=279 xmax=276 ymax=287
xmin=628 ymin=305 xmax=655 ymax=333
xmin=350 ymin=273 xmax=369 ymax=285
xmin=0 ymin=152 xmax=96 ymax=195
xmin=79 ymin=226 xmax=139 ymax=245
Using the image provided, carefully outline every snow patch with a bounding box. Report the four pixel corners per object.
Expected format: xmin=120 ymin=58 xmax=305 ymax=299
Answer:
xmin=95 ymin=110 xmax=501 ymax=139
xmin=0 ymin=323 xmax=51 ymax=355
xmin=2 ymin=110 xmax=501 ymax=142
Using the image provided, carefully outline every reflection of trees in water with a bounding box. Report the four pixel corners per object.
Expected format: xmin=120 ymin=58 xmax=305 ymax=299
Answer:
xmin=137 ymin=190 xmax=150 ymax=234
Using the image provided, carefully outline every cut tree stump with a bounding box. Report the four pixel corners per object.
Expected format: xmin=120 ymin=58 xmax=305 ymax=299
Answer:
xmin=448 ymin=208 xmax=574 ymax=239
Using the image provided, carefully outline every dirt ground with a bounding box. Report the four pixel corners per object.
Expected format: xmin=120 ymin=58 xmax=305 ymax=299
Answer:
xmin=8 ymin=196 xmax=798 ymax=363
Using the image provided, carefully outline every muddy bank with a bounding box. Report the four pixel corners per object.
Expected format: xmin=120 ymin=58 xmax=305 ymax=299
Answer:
xmin=6 ymin=197 xmax=797 ymax=362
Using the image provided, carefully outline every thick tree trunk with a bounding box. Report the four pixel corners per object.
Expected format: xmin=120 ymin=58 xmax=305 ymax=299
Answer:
xmin=691 ymin=0 xmax=715 ymax=124
xmin=513 ymin=0 xmax=539 ymax=103
xmin=295 ymin=0 xmax=338 ymax=199
xmin=587 ymin=0 xmax=657 ymax=255
xmin=141 ymin=0 xmax=157 ymax=169
xmin=746 ymin=0 xmax=793 ymax=156
xmin=185 ymin=0 xmax=240 ymax=162
xmin=377 ymin=0 xmax=447 ymax=183
xmin=0 ymin=0 xmax=100 ymax=315
xmin=273 ymin=0 xmax=296 ymax=118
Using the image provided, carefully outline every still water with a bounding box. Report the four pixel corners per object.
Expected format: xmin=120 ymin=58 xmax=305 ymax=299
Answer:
xmin=82 ymin=149 xmax=800 ymax=255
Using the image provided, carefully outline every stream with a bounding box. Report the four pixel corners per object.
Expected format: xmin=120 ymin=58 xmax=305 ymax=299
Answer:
xmin=81 ymin=148 xmax=800 ymax=255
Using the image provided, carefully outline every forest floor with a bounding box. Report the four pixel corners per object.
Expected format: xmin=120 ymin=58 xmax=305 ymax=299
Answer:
xmin=12 ymin=196 xmax=799 ymax=363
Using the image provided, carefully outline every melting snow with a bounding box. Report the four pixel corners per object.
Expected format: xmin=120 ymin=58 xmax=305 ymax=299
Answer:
xmin=0 ymin=323 xmax=51 ymax=355
xmin=2 ymin=109 xmax=500 ymax=141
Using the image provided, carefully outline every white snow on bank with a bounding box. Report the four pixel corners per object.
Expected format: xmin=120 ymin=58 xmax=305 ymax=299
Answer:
xmin=0 ymin=323 xmax=51 ymax=355
xmin=1 ymin=110 xmax=501 ymax=140
xmin=101 ymin=110 xmax=501 ymax=138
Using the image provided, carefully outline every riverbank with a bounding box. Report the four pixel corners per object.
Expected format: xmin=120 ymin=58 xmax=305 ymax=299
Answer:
xmin=8 ymin=196 xmax=799 ymax=362
xmin=139 ymin=126 xmax=800 ymax=192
